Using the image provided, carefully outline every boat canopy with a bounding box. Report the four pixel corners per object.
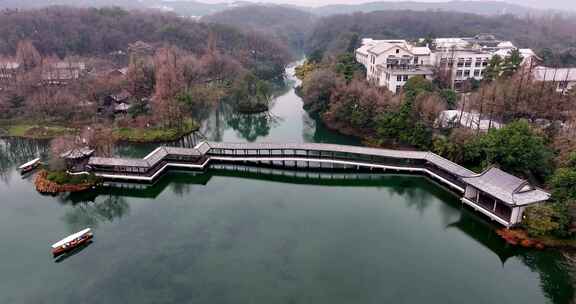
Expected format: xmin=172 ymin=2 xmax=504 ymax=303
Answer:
xmin=18 ymin=158 xmax=41 ymax=170
xmin=51 ymin=228 xmax=91 ymax=248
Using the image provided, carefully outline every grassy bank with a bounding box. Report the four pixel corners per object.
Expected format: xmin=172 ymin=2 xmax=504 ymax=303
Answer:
xmin=46 ymin=171 xmax=100 ymax=185
xmin=0 ymin=124 xmax=77 ymax=139
xmin=114 ymin=119 xmax=199 ymax=143
xmin=36 ymin=170 xmax=100 ymax=194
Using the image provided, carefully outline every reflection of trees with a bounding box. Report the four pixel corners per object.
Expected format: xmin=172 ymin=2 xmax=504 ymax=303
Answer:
xmin=226 ymin=112 xmax=281 ymax=142
xmin=0 ymin=138 xmax=49 ymax=184
xmin=448 ymin=210 xmax=576 ymax=303
xmin=171 ymin=180 xmax=193 ymax=197
xmin=200 ymin=101 xmax=230 ymax=142
xmin=302 ymin=113 xmax=317 ymax=143
xmin=519 ymin=251 xmax=575 ymax=304
xmin=61 ymin=194 xmax=129 ymax=232
xmin=199 ymin=77 xmax=289 ymax=143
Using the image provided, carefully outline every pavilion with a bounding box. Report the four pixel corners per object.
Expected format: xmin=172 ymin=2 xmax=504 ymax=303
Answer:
xmin=462 ymin=167 xmax=550 ymax=227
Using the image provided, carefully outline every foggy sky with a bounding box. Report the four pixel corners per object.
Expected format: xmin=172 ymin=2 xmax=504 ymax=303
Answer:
xmin=199 ymin=0 xmax=575 ymax=10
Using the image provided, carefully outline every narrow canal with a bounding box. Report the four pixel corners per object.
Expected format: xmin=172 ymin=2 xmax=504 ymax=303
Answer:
xmin=0 ymin=63 xmax=574 ymax=304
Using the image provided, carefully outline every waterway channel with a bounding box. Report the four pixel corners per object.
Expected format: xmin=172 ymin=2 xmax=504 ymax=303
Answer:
xmin=0 ymin=63 xmax=574 ymax=304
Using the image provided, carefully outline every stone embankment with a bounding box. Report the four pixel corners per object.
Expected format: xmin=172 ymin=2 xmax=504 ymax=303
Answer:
xmin=34 ymin=171 xmax=94 ymax=194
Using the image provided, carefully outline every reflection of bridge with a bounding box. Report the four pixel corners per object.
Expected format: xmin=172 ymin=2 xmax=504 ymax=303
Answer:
xmin=86 ymin=141 xmax=550 ymax=227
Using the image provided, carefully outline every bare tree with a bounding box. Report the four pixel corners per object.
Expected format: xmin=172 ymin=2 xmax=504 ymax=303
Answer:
xmin=16 ymin=40 xmax=42 ymax=71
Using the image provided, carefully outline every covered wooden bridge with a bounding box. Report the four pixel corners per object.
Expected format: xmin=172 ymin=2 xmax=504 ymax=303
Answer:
xmin=86 ymin=141 xmax=550 ymax=227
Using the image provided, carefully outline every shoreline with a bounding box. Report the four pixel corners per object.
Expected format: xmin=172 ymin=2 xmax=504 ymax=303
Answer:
xmin=0 ymin=123 xmax=199 ymax=143
xmin=301 ymin=92 xmax=576 ymax=253
xmin=34 ymin=170 xmax=99 ymax=194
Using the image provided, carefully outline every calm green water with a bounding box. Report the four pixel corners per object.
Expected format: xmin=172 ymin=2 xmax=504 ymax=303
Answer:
xmin=0 ymin=64 xmax=574 ymax=304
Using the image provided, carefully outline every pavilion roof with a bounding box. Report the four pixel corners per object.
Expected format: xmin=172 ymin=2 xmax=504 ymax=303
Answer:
xmin=60 ymin=147 xmax=94 ymax=159
xmin=462 ymin=167 xmax=550 ymax=206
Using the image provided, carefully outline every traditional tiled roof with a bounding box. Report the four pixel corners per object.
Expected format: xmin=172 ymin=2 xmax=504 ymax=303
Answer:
xmin=206 ymin=142 xmax=427 ymax=160
xmin=165 ymin=147 xmax=202 ymax=157
xmin=60 ymin=147 xmax=94 ymax=159
xmin=86 ymin=141 xmax=550 ymax=207
xmin=462 ymin=167 xmax=550 ymax=206
xmin=89 ymin=157 xmax=149 ymax=167
xmin=533 ymin=67 xmax=576 ymax=82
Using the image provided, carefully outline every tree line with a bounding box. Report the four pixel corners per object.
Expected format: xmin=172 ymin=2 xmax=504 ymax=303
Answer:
xmin=305 ymin=10 xmax=576 ymax=67
xmin=297 ymin=51 xmax=576 ymax=237
xmin=0 ymin=6 xmax=291 ymax=79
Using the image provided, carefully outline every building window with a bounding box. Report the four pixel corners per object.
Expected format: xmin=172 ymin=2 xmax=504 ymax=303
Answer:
xmin=482 ymin=61 xmax=488 ymax=67
xmin=475 ymin=61 xmax=481 ymax=67
xmin=465 ymin=58 xmax=473 ymax=67
xmin=396 ymin=85 xmax=402 ymax=93
xmin=457 ymin=58 xmax=465 ymax=67
xmin=464 ymin=70 xmax=471 ymax=77
xmin=396 ymin=49 xmax=400 ymax=54
xmin=403 ymin=75 xmax=409 ymax=81
xmin=414 ymin=56 xmax=419 ymax=64
xmin=456 ymin=70 xmax=463 ymax=78
xmin=474 ymin=70 xmax=481 ymax=77
xmin=397 ymin=75 xmax=403 ymax=82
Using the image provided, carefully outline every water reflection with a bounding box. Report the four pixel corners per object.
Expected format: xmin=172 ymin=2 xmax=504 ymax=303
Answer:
xmin=521 ymin=250 xmax=576 ymax=304
xmin=60 ymin=194 xmax=130 ymax=232
xmin=226 ymin=112 xmax=282 ymax=142
xmin=200 ymin=93 xmax=283 ymax=143
xmin=448 ymin=211 xmax=520 ymax=264
xmin=59 ymin=168 xmax=576 ymax=303
xmin=0 ymin=137 xmax=48 ymax=183
xmin=0 ymin=58 xmax=575 ymax=302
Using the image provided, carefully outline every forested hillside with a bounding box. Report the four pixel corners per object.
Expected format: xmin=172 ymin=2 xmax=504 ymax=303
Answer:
xmin=203 ymin=5 xmax=316 ymax=54
xmin=306 ymin=10 xmax=576 ymax=66
xmin=0 ymin=7 xmax=291 ymax=78
xmin=311 ymin=1 xmax=537 ymax=17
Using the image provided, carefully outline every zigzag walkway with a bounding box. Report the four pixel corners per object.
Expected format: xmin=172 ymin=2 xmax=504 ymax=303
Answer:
xmin=88 ymin=141 xmax=476 ymax=193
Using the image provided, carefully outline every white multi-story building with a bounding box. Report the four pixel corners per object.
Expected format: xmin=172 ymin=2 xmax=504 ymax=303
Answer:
xmin=532 ymin=66 xmax=576 ymax=94
xmin=356 ymin=39 xmax=434 ymax=93
xmin=356 ymin=34 xmax=537 ymax=93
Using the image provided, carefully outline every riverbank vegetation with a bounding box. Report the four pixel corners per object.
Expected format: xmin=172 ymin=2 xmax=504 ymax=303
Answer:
xmin=35 ymin=170 xmax=99 ymax=194
xmin=305 ymin=10 xmax=576 ymax=67
xmin=297 ymin=49 xmax=576 ymax=241
xmin=0 ymin=7 xmax=291 ymax=143
xmin=113 ymin=118 xmax=198 ymax=143
xmin=0 ymin=124 xmax=76 ymax=139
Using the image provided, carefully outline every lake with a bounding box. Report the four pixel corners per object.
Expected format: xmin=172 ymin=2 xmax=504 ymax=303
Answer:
xmin=0 ymin=63 xmax=573 ymax=304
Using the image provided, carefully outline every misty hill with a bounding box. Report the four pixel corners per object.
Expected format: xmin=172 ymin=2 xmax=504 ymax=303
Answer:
xmin=203 ymin=5 xmax=316 ymax=53
xmin=306 ymin=10 xmax=576 ymax=66
xmin=311 ymin=1 xmax=537 ymax=16
xmin=0 ymin=6 xmax=291 ymax=78
xmin=0 ymin=0 xmax=256 ymax=16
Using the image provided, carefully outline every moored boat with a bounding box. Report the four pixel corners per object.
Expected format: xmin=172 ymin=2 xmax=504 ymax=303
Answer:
xmin=18 ymin=158 xmax=41 ymax=174
xmin=51 ymin=228 xmax=94 ymax=257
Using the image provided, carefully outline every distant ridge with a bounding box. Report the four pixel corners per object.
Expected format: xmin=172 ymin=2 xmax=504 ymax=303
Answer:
xmin=311 ymin=1 xmax=538 ymax=16
xmin=0 ymin=0 xmax=569 ymax=18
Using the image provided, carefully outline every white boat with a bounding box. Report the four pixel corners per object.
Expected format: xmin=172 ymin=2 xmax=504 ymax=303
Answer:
xmin=18 ymin=158 xmax=41 ymax=174
xmin=51 ymin=228 xmax=93 ymax=256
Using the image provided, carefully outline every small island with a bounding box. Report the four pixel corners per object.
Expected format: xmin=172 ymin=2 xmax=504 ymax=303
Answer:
xmin=231 ymin=73 xmax=274 ymax=114
xmin=34 ymin=146 xmax=100 ymax=194
xmin=35 ymin=170 xmax=100 ymax=194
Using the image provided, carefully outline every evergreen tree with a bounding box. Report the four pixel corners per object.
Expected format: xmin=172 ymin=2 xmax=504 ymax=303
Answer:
xmin=483 ymin=55 xmax=503 ymax=81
